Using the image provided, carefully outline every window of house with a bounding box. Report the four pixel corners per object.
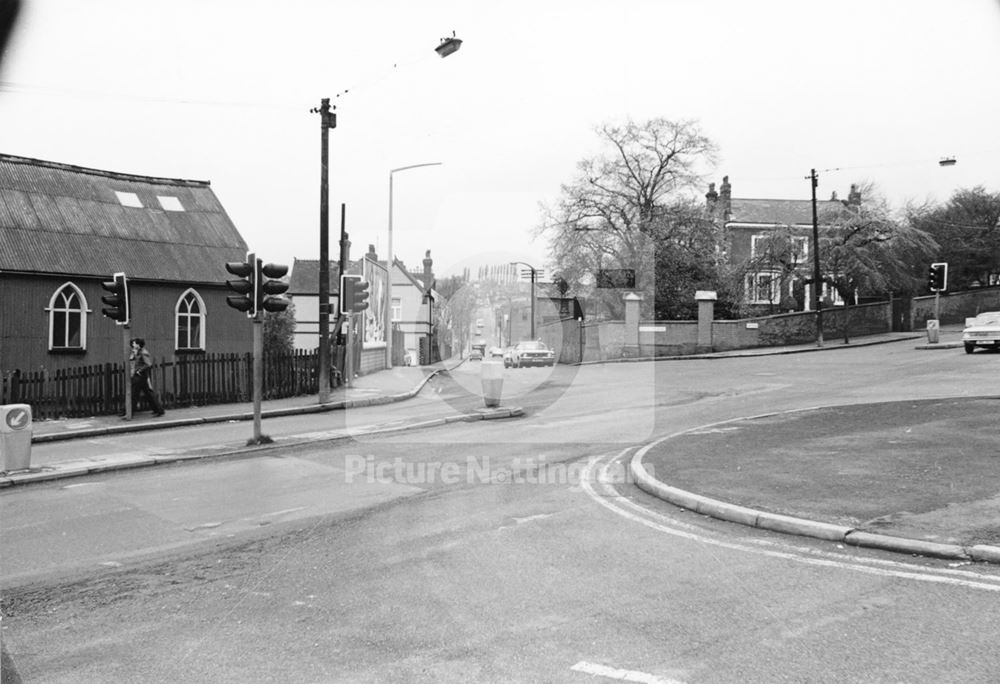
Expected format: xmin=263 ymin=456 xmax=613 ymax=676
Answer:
xmin=115 ymin=191 xmax=143 ymax=208
xmin=391 ymin=297 xmax=402 ymax=322
xmin=746 ymin=272 xmax=780 ymax=304
xmin=47 ymin=282 xmax=88 ymax=351
xmin=175 ymin=289 xmax=206 ymax=351
xmin=751 ymin=234 xmax=809 ymax=262
xmin=157 ymin=195 xmax=185 ymax=211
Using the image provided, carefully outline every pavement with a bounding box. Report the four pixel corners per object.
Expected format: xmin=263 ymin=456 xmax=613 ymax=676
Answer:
xmin=5 ymin=324 xmax=1000 ymax=566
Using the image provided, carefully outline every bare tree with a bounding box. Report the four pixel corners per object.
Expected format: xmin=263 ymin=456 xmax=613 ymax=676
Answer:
xmin=538 ymin=118 xmax=718 ymax=319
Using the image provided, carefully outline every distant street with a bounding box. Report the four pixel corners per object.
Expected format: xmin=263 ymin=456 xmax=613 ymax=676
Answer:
xmin=4 ymin=343 xmax=1000 ymax=682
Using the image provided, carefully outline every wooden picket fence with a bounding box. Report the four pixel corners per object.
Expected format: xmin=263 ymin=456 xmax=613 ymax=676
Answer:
xmin=1 ymin=348 xmax=344 ymax=420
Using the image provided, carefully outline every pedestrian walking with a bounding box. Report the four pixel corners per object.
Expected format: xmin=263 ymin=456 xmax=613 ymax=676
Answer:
xmin=129 ymin=337 xmax=164 ymax=416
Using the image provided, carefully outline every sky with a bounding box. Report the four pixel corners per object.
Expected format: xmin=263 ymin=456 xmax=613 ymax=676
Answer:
xmin=2 ymin=0 xmax=999 ymax=280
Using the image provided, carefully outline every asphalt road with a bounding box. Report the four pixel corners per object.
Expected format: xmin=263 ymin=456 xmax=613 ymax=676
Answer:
xmin=3 ymin=343 xmax=1000 ymax=682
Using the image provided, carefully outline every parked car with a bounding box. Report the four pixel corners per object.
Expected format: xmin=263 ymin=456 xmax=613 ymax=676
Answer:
xmin=488 ymin=346 xmax=505 ymax=360
xmin=508 ymin=340 xmax=555 ymax=367
xmin=962 ymin=312 xmax=1000 ymax=353
xmin=469 ymin=347 xmax=483 ymax=360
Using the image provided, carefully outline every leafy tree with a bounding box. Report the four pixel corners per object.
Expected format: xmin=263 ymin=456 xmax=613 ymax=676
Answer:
xmin=907 ymin=186 xmax=1000 ymax=289
xmin=263 ymin=302 xmax=296 ymax=357
xmin=818 ymin=185 xmax=937 ymax=341
xmin=538 ymin=118 xmax=719 ymax=319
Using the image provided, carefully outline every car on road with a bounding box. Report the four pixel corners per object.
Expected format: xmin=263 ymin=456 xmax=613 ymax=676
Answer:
xmin=962 ymin=311 xmax=1000 ymax=353
xmin=469 ymin=347 xmax=483 ymax=361
xmin=488 ymin=346 xmax=505 ymax=360
xmin=508 ymin=340 xmax=555 ymax=368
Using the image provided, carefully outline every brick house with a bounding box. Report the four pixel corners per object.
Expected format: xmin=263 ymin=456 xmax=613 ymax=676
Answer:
xmin=0 ymin=154 xmax=252 ymax=377
xmin=706 ymin=175 xmax=860 ymax=311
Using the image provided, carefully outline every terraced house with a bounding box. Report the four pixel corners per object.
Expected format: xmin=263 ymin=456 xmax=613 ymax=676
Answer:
xmin=0 ymin=154 xmax=252 ymax=380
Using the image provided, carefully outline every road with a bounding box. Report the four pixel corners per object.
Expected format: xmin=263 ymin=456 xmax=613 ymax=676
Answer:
xmin=3 ymin=343 xmax=1000 ymax=682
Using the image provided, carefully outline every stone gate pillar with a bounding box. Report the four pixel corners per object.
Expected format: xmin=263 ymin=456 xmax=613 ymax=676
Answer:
xmin=695 ymin=290 xmax=717 ymax=353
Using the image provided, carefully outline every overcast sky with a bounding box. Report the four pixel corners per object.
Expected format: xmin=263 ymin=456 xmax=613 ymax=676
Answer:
xmin=2 ymin=0 xmax=998 ymax=279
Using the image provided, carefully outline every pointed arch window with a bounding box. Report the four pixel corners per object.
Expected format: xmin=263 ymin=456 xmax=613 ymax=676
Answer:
xmin=175 ymin=289 xmax=206 ymax=351
xmin=47 ymin=282 xmax=89 ymax=352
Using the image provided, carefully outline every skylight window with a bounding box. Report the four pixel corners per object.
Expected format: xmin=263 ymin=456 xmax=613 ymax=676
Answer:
xmin=157 ymin=195 xmax=185 ymax=211
xmin=115 ymin=191 xmax=143 ymax=208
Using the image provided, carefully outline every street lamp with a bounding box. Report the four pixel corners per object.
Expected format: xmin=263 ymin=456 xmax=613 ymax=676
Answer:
xmin=315 ymin=33 xmax=462 ymax=379
xmin=386 ymin=162 xmax=442 ymax=368
xmin=510 ymin=261 xmax=540 ymax=339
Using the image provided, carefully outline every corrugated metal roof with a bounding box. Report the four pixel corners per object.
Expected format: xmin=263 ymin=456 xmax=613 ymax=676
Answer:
xmin=0 ymin=154 xmax=248 ymax=282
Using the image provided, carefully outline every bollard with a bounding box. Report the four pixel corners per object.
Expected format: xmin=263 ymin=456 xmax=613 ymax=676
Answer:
xmin=926 ymin=319 xmax=940 ymax=344
xmin=480 ymin=360 xmax=504 ymax=408
xmin=0 ymin=404 xmax=32 ymax=472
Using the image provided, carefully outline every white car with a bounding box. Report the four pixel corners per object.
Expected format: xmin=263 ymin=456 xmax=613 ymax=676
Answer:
xmin=962 ymin=312 xmax=1000 ymax=354
xmin=508 ymin=340 xmax=555 ymax=368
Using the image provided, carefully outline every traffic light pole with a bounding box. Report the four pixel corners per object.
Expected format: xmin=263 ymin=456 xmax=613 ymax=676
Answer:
xmin=122 ymin=324 xmax=132 ymax=421
xmin=345 ymin=313 xmax=355 ymax=389
xmin=250 ymin=314 xmax=270 ymax=445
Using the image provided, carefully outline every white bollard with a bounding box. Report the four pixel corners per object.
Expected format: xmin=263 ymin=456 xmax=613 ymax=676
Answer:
xmin=480 ymin=360 xmax=504 ymax=408
xmin=926 ymin=319 xmax=940 ymax=344
xmin=0 ymin=404 xmax=32 ymax=471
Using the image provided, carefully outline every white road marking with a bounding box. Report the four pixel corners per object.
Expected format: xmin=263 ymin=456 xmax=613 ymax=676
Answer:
xmin=571 ymin=660 xmax=684 ymax=683
xmin=581 ymin=451 xmax=1000 ymax=592
xmin=260 ymin=507 xmax=306 ymax=518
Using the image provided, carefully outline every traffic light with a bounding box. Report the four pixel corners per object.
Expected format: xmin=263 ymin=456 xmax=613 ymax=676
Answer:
xmin=258 ymin=262 xmax=290 ymax=313
xmin=928 ymin=262 xmax=948 ymax=292
xmin=225 ymin=251 xmax=256 ymax=316
xmin=340 ymin=274 xmax=370 ymax=313
xmin=100 ymin=272 xmax=130 ymax=324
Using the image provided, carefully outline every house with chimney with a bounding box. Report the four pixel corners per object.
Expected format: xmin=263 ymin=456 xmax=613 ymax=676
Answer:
xmin=705 ymin=175 xmax=861 ymax=311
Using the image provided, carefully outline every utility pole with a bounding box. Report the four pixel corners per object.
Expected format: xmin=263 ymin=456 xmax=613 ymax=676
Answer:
xmin=314 ymin=98 xmax=336 ymax=403
xmin=809 ymin=168 xmax=824 ymax=347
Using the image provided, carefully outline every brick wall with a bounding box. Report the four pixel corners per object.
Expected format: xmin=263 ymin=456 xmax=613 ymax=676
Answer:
xmin=911 ymin=287 xmax=1000 ymax=328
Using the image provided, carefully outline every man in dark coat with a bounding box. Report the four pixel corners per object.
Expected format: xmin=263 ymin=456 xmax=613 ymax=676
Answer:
xmin=130 ymin=337 xmax=165 ymax=416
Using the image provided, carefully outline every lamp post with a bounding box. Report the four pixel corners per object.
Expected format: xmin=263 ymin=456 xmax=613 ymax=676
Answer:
xmin=386 ymin=162 xmax=442 ymax=368
xmin=315 ymin=34 xmax=460 ymax=377
xmin=510 ymin=261 xmax=539 ymax=339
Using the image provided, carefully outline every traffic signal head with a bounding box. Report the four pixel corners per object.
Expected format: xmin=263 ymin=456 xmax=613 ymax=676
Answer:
xmin=100 ymin=272 xmax=130 ymax=324
xmin=340 ymin=275 xmax=370 ymax=314
xmin=351 ymin=279 xmax=370 ymax=313
xmin=258 ymin=262 xmax=290 ymax=313
xmin=928 ymin=262 xmax=947 ymax=292
xmin=225 ymin=252 xmax=256 ymax=316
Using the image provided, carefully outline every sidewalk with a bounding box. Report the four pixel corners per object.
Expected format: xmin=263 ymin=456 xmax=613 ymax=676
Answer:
xmin=27 ymin=363 xmax=444 ymax=444
xmin=1 ymin=359 xmax=524 ymax=487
